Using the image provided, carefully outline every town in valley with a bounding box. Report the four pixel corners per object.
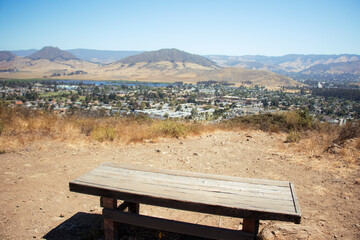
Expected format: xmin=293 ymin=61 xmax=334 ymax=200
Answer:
xmin=1 ymin=79 xmax=359 ymax=124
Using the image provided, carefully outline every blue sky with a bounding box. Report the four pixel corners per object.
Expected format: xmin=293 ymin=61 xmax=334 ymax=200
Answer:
xmin=0 ymin=0 xmax=359 ymax=56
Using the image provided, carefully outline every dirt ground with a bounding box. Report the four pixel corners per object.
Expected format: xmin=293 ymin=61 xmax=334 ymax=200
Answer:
xmin=0 ymin=130 xmax=359 ymax=240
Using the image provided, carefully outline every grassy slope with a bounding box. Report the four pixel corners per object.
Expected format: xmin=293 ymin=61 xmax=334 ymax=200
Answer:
xmin=0 ymin=58 xmax=300 ymax=88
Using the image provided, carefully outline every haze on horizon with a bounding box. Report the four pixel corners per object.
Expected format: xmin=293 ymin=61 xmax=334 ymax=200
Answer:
xmin=0 ymin=0 xmax=359 ymax=56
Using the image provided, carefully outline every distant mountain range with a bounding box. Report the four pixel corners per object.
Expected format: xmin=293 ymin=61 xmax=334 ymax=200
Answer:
xmin=67 ymin=49 xmax=144 ymax=64
xmin=8 ymin=48 xmax=360 ymax=77
xmin=11 ymin=48 xmax=144 ymax=64
xmin=205 ymin=54 xmax=360 ymax=75
xmin=0 ymin=47 xmax=299 ymax=88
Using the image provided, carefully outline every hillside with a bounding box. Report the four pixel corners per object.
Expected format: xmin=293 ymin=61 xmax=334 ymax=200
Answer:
xmin=0 ymin=47 xmax=300 ymax=88
xmin=28 ymin=46 xmax=78 ymax=61
xmin=0 ymin=57 xmax=99 ymax=78
xmin=0 ymin=51 xmax=16 ymax=62
xmin=206 ymin=54 xmax=360 ymax=76
xmin=196 ymin=67 xmax=297 ymax=87
xmin=119 ymin=48 xmax=218 ymax=68
xmin=301 ymin=61 xmax=360 ymax=75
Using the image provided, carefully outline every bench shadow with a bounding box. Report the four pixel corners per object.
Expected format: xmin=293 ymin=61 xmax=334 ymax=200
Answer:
xmin=43 ymin=212 xmax=213 ymax=240
xmin=42 ymin=212 xmax=103 ymax=240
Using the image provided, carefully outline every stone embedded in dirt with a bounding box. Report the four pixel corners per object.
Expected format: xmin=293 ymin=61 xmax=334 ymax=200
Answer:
xmin=326 ymin=143 xmax=341 ymax=154
xmin=59 ymin=214 xmax=64 ymax=218
xmin=258 ymin=227 xmax=275 ymax=240
xmin=155 ymin=149 xmax=161 ymax=153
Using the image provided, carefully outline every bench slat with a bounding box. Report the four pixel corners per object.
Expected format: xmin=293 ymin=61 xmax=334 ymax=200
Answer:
xmin=73 ymin=172 xmax=296 ymax=211
xmin=102 ymin=162 xmax=290 ymax=187
xmin=98 ymin=166 xmax=293 ymax=195
xmin=91 ymin=168 xmax=294 ymax=201
xmin=69 ymin=163 xmax=301 ymax=223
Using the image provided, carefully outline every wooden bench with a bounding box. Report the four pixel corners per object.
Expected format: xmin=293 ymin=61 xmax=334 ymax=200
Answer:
xmin=69 ymin=162 xmax=301 ymax=240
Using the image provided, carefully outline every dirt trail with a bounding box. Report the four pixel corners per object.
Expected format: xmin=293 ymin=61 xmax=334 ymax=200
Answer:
xmin=0 ymin=131 xmax=359 ymax=239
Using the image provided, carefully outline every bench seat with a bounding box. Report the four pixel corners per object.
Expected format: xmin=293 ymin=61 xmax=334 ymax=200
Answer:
xmin=69 ymin=162 xmax=301 ymax=239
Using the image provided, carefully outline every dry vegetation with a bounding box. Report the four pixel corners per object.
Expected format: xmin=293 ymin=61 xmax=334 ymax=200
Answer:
xmin=1 ymin=105 xmax=359 ymax=166
xmin=0 ymin=105 xmax=212 ymax=152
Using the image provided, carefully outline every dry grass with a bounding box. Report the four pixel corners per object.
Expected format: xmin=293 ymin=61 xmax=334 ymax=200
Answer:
xmin=280 ymin=122 xmax=360 ymax=174
xmin=1 ymin=105 xmax=359 ymax=171
xmin=356 ymin=138 xmax=360 ymax=150
xmin=0 ymin=106 xmax=213 ymax=151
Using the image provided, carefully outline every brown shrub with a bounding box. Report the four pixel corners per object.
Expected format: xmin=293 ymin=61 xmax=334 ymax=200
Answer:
xmin=0 ymin=106 xmax=214 ymax=150
xmin=334 ymin=121 xmax=360 ymax=145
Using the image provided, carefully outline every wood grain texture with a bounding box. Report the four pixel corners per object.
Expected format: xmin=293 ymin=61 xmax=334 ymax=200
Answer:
xmin=70 ymin=162 xmax=301 ymax=223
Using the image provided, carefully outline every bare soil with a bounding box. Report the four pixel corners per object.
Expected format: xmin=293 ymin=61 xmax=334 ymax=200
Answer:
xmin=1 ymin=130 xmax=359 ymax=239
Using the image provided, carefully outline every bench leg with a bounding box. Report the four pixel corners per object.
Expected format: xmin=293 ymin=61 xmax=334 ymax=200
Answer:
xmin=102 ymin=197 xmax=117 ymax=240
xmin=127 ymin=202 xmax=140 ymax=214
xmin=242 ymin=218 xmax=259 ymax=238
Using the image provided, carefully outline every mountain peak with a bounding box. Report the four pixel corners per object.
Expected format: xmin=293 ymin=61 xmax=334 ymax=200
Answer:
xmin=28 ymin=46 xmax=77 ymax=61
xmin=119 ymin=48 xmax=218 ymax=68
xmin=0 ymin=51 xmax=16 ymax=61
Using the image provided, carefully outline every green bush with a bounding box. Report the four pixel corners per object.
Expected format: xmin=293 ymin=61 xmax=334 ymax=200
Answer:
xmin=222 ymin=110 xmax=314 ymax=133
xmin=90 ymin=126 xmax=115 ymax=142
xmin=286 ymin=130 xmax=301 ymax=143
xmin=152 ymin=120 xmax=190 ymax=138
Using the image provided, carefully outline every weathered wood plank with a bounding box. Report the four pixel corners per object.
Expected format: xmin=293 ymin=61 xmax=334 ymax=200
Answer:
xmin=88 ymin=170 xmax=293 ymax=202
xmin=69 ymin=163 xmax=301 ymax=223
xmin=70 ymin=182 xmax=301 ymax=223
xmin=99 ymin=165 xmax=291 ymax=190
xmin=72 ymin=177 xmax=296 ymax=213
xmin=72 ymin=172 xmax=295 ymax=209
xmin=94 ymin=167 xmax=293 ymax=196
xmin=289 ymin=182 xmax=302 ymax=224
xmin=102 ymin=208 xmax=255 ymax=240
xmin=101 ymin=162 xmax=290 ymax=187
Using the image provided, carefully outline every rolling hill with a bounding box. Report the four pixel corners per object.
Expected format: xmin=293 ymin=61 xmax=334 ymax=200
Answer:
xmin=8 ymin=47 xmax=360 ymax=77
xmin=28 ymin=46 xmax=78 ymax=61
xmin=0 ymin=51 xmax=16 ymax=62
xmin=206 ymin=54 xmax=360 ymax=76
xmin=1 ymin=47 xmax=301 ymax=88
xmin=118 ymin=48 xmax=218 ymax=68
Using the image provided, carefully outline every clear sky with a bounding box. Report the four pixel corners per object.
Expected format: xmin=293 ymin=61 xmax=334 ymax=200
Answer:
xmin=0 ymin=0 xmax=359 ymax=56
